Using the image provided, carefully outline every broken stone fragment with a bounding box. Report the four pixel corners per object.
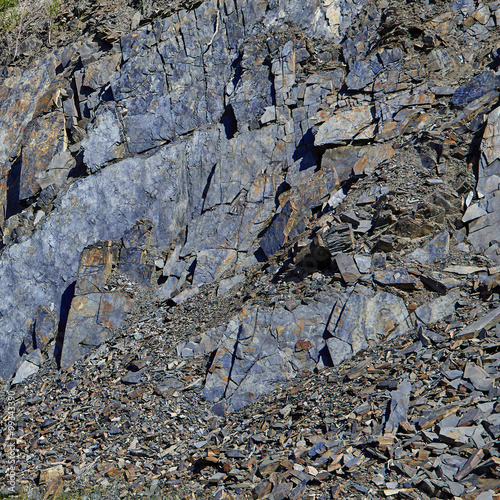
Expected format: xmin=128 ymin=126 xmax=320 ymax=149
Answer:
xmin=372 ymin=235 xmax=394 ymax=253
xmin=383 ymin=380 xmax=411 ymax=435
xmin=12 ymin=349 xmax=43 ymax=384
xmin=354 ymin=255 xmax=371 ymax=274
xmin=463 ymin=362 xmax=494 ymax=392
xmin=82 ymin=103 xmax=125 ymax=173
xmin=76 ymin=241 xmax=120 ymax=295
xmin=451 ymin=70 xmax=500 ymax=107
xmin=315 ymin=106 xmax=375 ymax=146
xmin=409 ymin=231 xmax=450 ymax=265
xmin=38 ymin=464 xmax=64 ymax=484
xmin=217 ymin=275 xmax=245 ymax=297
xmin=31 ymin=305 xmax=58 ymax=351
xmin=335 ymin=253 xmax=361 ymax=283
xmin=326 ymin=286 xmax=410 ymax=366
xmin=260 ymin=202 xmax=300 ymax=258
xmin=373 ymin=269 xmax=418 ymax=289
xmin=19 ymin=111 xmax=67 ymax=202
xmin=155 ymin=377 xmax=184 ymax=397
xmin=462 ymin=202 xmax=487 ymax=223
xmin=458 ymin=304 xmax=500 ymax=338
xmin=414 ymin=292 xmax=460 ymax=326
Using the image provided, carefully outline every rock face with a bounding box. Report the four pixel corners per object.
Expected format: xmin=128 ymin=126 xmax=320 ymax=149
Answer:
xmin=2 ymin=0 xmax=500 ymax=497
xmin=0 ymin=0 xmax=368 ymax=379
xmin=0 ymin=0 xmax=500 ymax=423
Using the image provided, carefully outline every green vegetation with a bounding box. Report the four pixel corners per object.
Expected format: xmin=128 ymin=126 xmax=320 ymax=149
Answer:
xmin=0 ymin=0 xmax=20 ymax=34
xmin=0 ymin=0 xmax=17 ymax=12
xmin=46 ymin=0 xmax=61 ymax=45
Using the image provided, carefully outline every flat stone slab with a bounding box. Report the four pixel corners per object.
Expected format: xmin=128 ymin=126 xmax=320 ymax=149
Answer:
xmin=409 ymin=231 xmax=450 ymax=265
xmin=415 ymin=292 xmax=460 ymax=326
xmin=462 ymin=203 xmax=487 ymax=223
xmin=315 ymin=106 xmax=375 ymax=145
xmin=373 ymin=269 xmax=418 ymax=289
xmin=335 ymin=253 xmax=361 ymax=283
xmin=458 ymin=304 xmax=500 ymax=338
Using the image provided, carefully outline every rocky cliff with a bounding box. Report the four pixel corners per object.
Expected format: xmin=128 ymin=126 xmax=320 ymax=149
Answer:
xmin=1 ymin=0 xmax=500 ymax=498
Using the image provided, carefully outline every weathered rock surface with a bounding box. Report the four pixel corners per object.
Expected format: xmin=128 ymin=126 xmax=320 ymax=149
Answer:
xmin=1 ymin=0 xmax=500 ymax=497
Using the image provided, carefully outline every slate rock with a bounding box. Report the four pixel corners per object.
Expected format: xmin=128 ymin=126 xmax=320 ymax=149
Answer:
xmin=31 ymin=305 xmax=58 ymax=351
xmin=373 ymin=269 xmax=418 ymax=289
xmin=327 ymin=286 xmax=410 ymax=365
xmin=60 ymin=293 xmax=103 ymax=370
xmin=335 ymin=253 xmax=361 ymax=283
xmin=315 ymin=106 xmax=375 ymax=146
xmin=81 ymin=103 xmax=125 ymax=173
xmin=12 ymin=350 xmax=42 ymax=385
xmin=463 ymin=362 xmax=494 ymax=392
xmin=121 ymin=368 xmax=145 ymax=384
xmin=451 ymin=70 xmax=500 ymax=107
xmin=155 ymin=378 xmax=185 ymax=396
xmin=414 ymin=292 xmax=460 ymax=325
xmin=19 ymin=111 xmax=66 ymax=202
xmin=217 ymin=275 xmax=245 ymax=297
xmin=204 ymin=293 xmax=335 ymax=411
xmin=459 ymin=304 xmax=500 ymax=338
xmin=384 ymin=380 xmax=412 ymax=434
xmin=462 ymin=202 xmax=487 ymax=223
xmin=409 ymin=231 xmax=450 ymax=265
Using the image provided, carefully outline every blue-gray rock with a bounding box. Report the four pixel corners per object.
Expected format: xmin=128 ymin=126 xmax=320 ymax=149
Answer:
xmin=409 ymin=231 xmax=450 ymax=265
xmin=384 ymin=380 xmax=412 ymax=435
xmin=81 ymin=103 xmax=125 ymax=173
xmin=326 ymin=286 xmax=411 ymax=365
xmin=414 ymin=292 xmax=460 ymax=326
xmin=203 ymin=286 xmax=410 ymax=411
xmin=204 ymin=292 xmax=336 ymax=411
xmin=451 ymin=70 xmax=500 ymax=107
xmin=30 ymin=305 xmax=58 ymax=352
xmin=12 ymin=350 xmax=43 ymax=385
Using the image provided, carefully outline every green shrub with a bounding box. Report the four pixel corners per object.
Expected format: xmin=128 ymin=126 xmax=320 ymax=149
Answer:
xmin=0 ymin=0 xmax=17 ymax=13
xmin=0 ymin=4 xmax=20 ymax=33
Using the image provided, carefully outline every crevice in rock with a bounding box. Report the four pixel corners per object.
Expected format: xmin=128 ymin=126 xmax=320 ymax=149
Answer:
xmin=231 ymin=51 xmax=243 ymax=89
xmin=201 ymin=163 xmax=218 ymax=212
xmin=263 ymin=55 xmax=276 ymax=107
xmin=54 ymin=281 xmax=76 ymax=369
xmin=5 ymin=155 xmax=22 ymax=220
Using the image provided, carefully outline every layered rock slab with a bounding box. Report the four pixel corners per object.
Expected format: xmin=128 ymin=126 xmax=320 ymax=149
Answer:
xmin=203 ymin=286 xmax=410 ymax=411
xmin=468 ymin=106 xmax=500 ymax=262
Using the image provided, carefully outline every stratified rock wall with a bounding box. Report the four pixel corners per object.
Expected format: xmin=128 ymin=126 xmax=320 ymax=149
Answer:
xmin=0 ymin=0 xmax=367 ymax=379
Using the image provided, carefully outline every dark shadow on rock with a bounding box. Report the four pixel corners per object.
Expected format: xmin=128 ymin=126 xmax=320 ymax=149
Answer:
xmin=274 ymin=181 xmax=290 ymax=208
xmin=6 ymin=155 xmax=23 ymax=219
xmin=263 ymin=55 xmax=276 ymax=106
xmin=54 ymin=281 xmax=76 ymax=369
xmin=202 ymin=164 xmax=217 ymax=210
xmin=293 ymin=128 xmax=319 ymax=170
xmin=67 ymin=150 xmax=88 ymax=179
xmin=318 ymin=345 xmax=333 ymax=368
xmin=467 ymin=121 xmax=489 ymax=181
xmin=488 ymin=48 xmax=500 ymax=71
xmin=253 ymin=247 xmax=268 ymax=263
xmin=231 ymin=51 xmax=243 ymax=88
xmin=220 ymin=104 xmax=238 ymax=140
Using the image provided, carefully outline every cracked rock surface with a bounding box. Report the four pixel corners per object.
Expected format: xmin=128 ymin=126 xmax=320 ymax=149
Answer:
xmin=1 ymin=0 xmax=500 ymax=497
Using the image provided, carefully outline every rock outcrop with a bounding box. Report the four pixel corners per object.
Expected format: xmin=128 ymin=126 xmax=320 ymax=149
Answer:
xmin=1 ymin=0 xmax=500 ymax=496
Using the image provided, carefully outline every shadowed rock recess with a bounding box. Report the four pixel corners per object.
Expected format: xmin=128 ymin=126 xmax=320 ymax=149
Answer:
xmin=1 ymin=0 xmax=500 ymax=497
